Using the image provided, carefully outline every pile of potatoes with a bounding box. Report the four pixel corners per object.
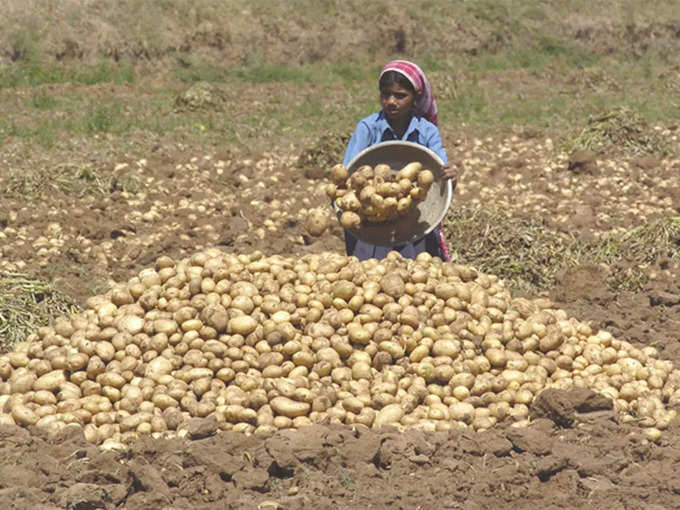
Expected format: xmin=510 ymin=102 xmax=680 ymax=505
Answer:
xmin=327 ymin=162 xmax=435 ymax=229
xmin=1 ymin=248 xmax=678 ymax=449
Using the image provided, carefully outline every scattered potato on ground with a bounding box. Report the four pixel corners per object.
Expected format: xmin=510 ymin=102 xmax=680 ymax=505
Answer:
xmin=304 ymin=207 xmax=331 ymax=237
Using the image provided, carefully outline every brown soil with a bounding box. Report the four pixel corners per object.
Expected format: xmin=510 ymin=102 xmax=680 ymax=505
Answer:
xmin=3 ymin=4 xmax=680 ymax=509
xmin=3 ymin=403 xmax=680 ymax=510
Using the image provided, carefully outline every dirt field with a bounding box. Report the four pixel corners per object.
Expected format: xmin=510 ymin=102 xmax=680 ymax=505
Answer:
xmin=2 ymin=2 xmax=680 ymax=509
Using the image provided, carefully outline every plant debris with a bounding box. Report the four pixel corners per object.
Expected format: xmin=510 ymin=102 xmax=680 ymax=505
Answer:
xmin=3 ymin=163 xmax=143 ymax=198
xmin=443 ymin=205 xmax=583 ymax=292
xmin=0 ymin=271 xmax=79 ymax=351
xmin=445 ymin=206 xmax=680 ymax=293
xmin=563 ymin=106 xmax=674 ymax=157
xmin=297 ymin=131 xmax=351 ymax=179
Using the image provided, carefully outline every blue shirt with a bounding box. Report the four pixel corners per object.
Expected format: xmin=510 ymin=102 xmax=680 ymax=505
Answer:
xmin=342 ymin=111 xmax=448 ymax=166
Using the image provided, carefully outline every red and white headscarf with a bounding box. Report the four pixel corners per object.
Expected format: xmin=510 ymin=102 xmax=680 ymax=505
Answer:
xmin=380 ymin=60 xmax=438 ymax=126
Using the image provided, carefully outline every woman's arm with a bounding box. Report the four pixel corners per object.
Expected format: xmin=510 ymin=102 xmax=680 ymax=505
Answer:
xmin=421 ymin=123 xmax=447 ymax=164
xmin=423 ymin=123 xmax=458 ymax=189
xmin=422 ymin=122 xmax=459 ymax=188
xmin=342 ymin=121 xmax=373 ymax=166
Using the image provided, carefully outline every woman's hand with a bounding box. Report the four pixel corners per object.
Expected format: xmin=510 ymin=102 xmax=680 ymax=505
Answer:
xmin=441 ymin=163 xmax=460 ymax=190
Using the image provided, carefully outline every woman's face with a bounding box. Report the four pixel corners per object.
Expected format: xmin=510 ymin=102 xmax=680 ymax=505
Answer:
xmin=380 ymin=83 xmax=416 ymax=124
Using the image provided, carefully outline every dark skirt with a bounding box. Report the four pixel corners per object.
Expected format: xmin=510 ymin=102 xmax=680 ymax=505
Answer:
xmin=344 ymin=227 xmax=447 ymax=261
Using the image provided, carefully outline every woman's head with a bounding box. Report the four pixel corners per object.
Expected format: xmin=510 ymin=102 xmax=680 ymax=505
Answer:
xmin=379 ymin=71 xmax=418 ymax=126
xmin=379 ymin=70 xmax=416 ymax=95
xmin=379 ymin=60 xmax=438 ymax=126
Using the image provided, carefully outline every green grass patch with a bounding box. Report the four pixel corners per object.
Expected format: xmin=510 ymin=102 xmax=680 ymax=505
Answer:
xmin=443 ymin=78 xmax=490 ymax=125
xmin=0 ymin=118 xmax=56 ymax=148
xmin=84 ymin=101 xmax=128 ymax=134
xmin=1 ymin=14 xmax=678 ymax=155
xmin=329 ymin=63 xmax=378 ymax=84
xmin=174 ymin=57 xmax=318 ymax=85
xmin=0 ymin=60 xmax=135 ymax=89
xmin=467 ymin=38 xmax=599 ymax=72
xmin=26 ymin=90 xmax=60 ymax=110
xmin=7 ymin=28 xmax=39 ymax=62
xmin=173 ymin=59 xmax=230 ymax=84
xmin=0 ymin=272 xmax=79 ymax=352
xmin=2 ymin=98 xmax=134 ymax=142
xmin=2 ymin=51 xmax=677 ymax=155
xmin=231 ymin=61 xmax=314 ymax=84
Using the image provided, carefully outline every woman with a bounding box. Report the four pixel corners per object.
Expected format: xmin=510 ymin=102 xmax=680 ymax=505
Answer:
xmin=342 ymin=60 xmax=458 ymax=261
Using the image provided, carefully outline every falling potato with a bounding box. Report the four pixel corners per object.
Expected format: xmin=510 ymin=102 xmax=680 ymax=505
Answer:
xmin=331 ymin=164 xmax=348 ymax=185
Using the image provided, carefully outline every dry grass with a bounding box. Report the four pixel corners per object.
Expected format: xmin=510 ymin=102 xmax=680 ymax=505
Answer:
xmin=445 ymin=207 xmax=680 ymax=293
xmin=3 ymin=163 xmax=143 ymax=198
xmin=443 ymin=206 xmax=584 ymax=292
xmin=563 ymin=106 xmax=675 ymax=156
xmin=0 ymin=271 xmax=78 ymax=351
xmin=592 ymin=217 xmax=680 ymax=290
xmin=597 ymin=217 xmax=680 ymax=264
xmin=297 ymin=131 xmax=351 ymax=174
xmin=2 ymin=0 xmax=680 ymax=69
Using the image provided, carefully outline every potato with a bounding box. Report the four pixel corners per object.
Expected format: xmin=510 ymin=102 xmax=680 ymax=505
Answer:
xmin=328 ymin=158 xmax=435 ymax=227
xmin=372 ymin=164 xmax=391 ymax=181
xmin=397 ymin=162 xmax=422 ymax=181
xmin=410 ymin=186 xmax=427 ymax=201
xmin=228 ymin=316 xmax=258 ymax=335
xmin=417 ymin=169 xmax=434 ymax=188
xmin=369 ymin=193 xmax=385 ymax=209
xmin=340 ymin=191 xmax=361 ymax=212
xmin=325 ymin=182 xmax=338 ymax=198
xmin=346 ymin=323 xmax=371 ymax=345
xmin=33 ymin=370 xmax=66 ymax=392
xmin=373 ymin=403 xmax=404 ymax=427
xmin=146 ymin=356 xmax=174 ymax=381
xmin=375 ymin=182 xmax=391 ymax=196
xmin=380 ymin=274 xmax=405 ymax=298
xmin=331 ymin=164 xmax=348 ymax=185
xmin=305 ymin=208 xmax=330 ymax=237
xmin=11 ymin=404 xmax=39 ymax=426
xmin=98 ymin=372 xmax=126 ymax=389
xmin=349 ymin=172 xmax=367 ymax=190
xmin=270 ymin=397 xmax=310 ymax=418
xmin=432 ymin=340 xmax=460 ymax=358
xmin=340 ymin=211 xmax=362 ymax=229
xmin=10 ymin=373 xmax=37 ymax=394
xmin=485 ymin=348 xmax=507 ymax=368
xmin=397 ymin=196 xmax=412 ymax=214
